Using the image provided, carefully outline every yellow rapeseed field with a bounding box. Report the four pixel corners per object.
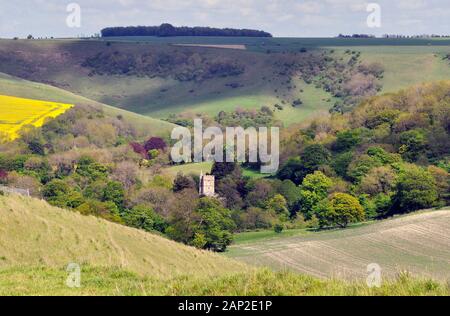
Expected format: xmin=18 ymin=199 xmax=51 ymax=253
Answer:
xmin=0 ymin=95 xmax=72 ymax=141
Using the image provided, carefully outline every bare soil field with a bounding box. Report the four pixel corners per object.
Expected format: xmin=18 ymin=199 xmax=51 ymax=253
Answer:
xmin=172 ymin=44 xmax=247 ymax=50
xmin=227 ymin=210 xmax=450 ymax=281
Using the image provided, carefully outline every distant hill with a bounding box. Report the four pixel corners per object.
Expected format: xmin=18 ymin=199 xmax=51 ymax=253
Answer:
xmin=101 ymin=23 xmax=272 ymax=38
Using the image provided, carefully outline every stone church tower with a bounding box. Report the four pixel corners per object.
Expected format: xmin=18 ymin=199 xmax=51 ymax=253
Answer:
xmin=199 ymin=171 xmax=215 ymax=197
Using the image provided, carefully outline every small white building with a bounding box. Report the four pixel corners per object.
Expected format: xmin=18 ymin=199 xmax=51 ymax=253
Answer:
xmin=199 ymin=171 xmax=215 ymax=197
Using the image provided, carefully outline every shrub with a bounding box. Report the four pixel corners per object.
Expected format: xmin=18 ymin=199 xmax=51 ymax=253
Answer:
xmin=274 ymin=223 xmax=284 ymax=234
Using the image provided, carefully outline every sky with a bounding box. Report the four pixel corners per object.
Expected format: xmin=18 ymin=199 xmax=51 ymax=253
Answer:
xmin=0 ymin=0 xmax=449 ymax=38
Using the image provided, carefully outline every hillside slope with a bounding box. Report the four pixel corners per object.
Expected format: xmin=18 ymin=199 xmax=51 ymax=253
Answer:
xmin=0 ymin=194 xmax=245 ymax=278
xmin=0 ymin=194 xmax=448 ymax=296
xmin=228 ymin=210 xmax=450 ymax=281
xmin=0 ymin=72 xmax=175 ymax=137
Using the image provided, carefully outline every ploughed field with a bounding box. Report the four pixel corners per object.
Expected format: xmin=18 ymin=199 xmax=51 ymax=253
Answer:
xmin=227 ymin=210 xmax=450 ymax=281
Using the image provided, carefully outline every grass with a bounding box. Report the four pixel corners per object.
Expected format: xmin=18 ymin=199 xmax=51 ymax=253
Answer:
xmin=163 ymin=162 xmax=213 ymax=179
xmin=0 ymin=194 xmax=244 ymax=278
xmin=227 ymin=209 xmax=450 ymax=281
xmin=1 ymin=266 xmax=448 ymax=296
xmin=0 ymin=95 xmax=72 ymax=141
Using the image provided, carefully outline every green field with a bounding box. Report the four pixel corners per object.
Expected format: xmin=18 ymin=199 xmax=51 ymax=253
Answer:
xmin=227 ymin=209 xmax=450 ymax=281
xmin=163 ymin=162 xmax=213 ymax=179
xmin=0 ymin=193 xmax=448 ymax=296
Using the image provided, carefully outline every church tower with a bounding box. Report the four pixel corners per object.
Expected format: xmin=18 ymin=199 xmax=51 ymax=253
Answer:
xmin=199 ymin=171 xmax=215 ymax=197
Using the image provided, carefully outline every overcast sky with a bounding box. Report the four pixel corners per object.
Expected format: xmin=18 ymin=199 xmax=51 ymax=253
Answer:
xmin=1 ymin=0 xmax=449 ymax=38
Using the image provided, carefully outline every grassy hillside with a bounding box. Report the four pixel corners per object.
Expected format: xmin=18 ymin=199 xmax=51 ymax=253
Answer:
xmin=0 ymin=194 xmax=448 ymax=296
xmin=0 ymin=194 xmax=244 ymax=278
xmin=328 ymin=46 xmax=450 ymax=93
xmin=0 ymin=72 xmax=175 ymax=137
xmin=227 ymin=209 xmax=450 ymax=281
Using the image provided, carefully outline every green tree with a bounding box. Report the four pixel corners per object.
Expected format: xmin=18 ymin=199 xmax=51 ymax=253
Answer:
xmin=278 ymin=144 xmax=330 ymax=185
xmin=393 ymin=166 xmax=438 ymax=214
xmin=316 ymin=193 xmax=365 ymax=228
xmin=334 ymin=129 xmax=363 ymax=152
xmin=76 ymin=200 xmax=122 ymax=223
xmin=278 ymin=180 xmax=301 ymax=212
xmin=123 ymin=205 xmax=167 ymax=233
xmin=76 ymin=156 xmax=109 ymax=181
xmin=192 ymin=198 xmax=236 ymax=252
xmin=103 ymin=181 xmax=125 ymax=210
xmin=299 ymin=171 xmax=333 ymax=219
xmin=266 ymin=194 xmax=290 ymax=221
xmin=43 ymin=179 xmax=83 ymax=208
xmin=399 ymin=129 xmax=427 ymax=162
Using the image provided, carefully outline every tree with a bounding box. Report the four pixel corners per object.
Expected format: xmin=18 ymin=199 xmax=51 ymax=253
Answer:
xmin=76 ymin=156 xmax=109 ymax=180
xmin=166 ymin=189 xmax=200 ymax=244
xmin=103 ymin=181 xmax=125 ymax=210
xmin=216 ymin=175 xmax=244 ymax=210
xmin=278 ymin=144 xmax=330 ymax=185
xmin=399 ymin=129 xmax=427 ymax=162
xmin=333 ymin=129 xmax=363 ymax=152
xmin=359 ymin=166 xmax=397 ymax=196
xmin=427 ymin=166 xmax=450 ymax=204
xmin=332 ymin=151 xmax=353 ymax=178
xmin=301 ymin=144 xmax=331 ymax=176
xmin=266 ymin=194 xmax=289 ymax=221
xmin=211 ymin=161 xmax=240 ymax=180
xmin=278 ymin=180 xmax=301 ymax=212
xmin=130 ymin=142 xmax=148 ymax=159
xmin=192 ymin=198 xmax=235 ymax=252
xmin=277 ymin=157 xmax=304 ymax=185
xmin=76 ymin=200 xmax=122 ymax=223
xmin=315 ymin=193 xmax=365 ymax=228
xmin=299 ymin=171 xmax=333 ymax=219
xmin=123 ymin=205 xmax=167 ymax=233
xmin=393 ymin=166 xmax=438 ymax=214
xmin=236 ymin=207 xmax=276 ymax=230
xmin=144 ymin=137 xmax=167 ymax=152
xmin=173 ymin=173 xmax=196 ymax=192
xmin=43 ymin=179 xmax=84 ymax=209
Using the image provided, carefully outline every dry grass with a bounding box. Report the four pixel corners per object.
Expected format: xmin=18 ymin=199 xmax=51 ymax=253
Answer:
xmin=0 ymin=194 xmax=246 ymax=279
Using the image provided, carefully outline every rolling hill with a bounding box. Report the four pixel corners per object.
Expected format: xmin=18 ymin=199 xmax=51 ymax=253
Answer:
xmin=0 ymin=39 xmax=449 ymax=127
xmin=0 ymin=72 xmax=175 ymax=138
xmin=0 ymin=194 xmax=244 ymax=277
xmin=227 ymin=209 xmax=450 ymax=281
xmin=0 ymin=193 xmax=448 ymax=296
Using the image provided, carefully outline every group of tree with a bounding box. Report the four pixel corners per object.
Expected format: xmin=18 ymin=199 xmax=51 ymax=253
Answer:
xmin=278 ymin=81 xmax=450 ymax=223
xmin=101 ymin=24 xmax=272 ymax=38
